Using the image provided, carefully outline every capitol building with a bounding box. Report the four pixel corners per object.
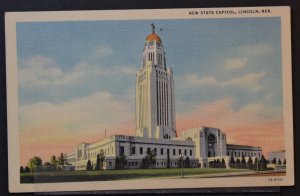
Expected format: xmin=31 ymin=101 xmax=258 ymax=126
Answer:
xmin=66 ymin=25 xmax=262 ymax=170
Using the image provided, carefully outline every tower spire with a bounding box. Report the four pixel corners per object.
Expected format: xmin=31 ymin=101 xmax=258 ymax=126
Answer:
xmin=151 ymin=23 xmax=155 ymax=34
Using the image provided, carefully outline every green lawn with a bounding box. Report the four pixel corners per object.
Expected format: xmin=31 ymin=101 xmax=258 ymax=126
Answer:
xmin=20 ymin=168 xmax=249 ymax=183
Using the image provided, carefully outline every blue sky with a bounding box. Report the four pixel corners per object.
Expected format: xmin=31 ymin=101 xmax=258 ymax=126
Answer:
xmin=17 ymin=17 xmax=284 ymax=164
xmin=17 ymin=18 xmax=282 ymax=113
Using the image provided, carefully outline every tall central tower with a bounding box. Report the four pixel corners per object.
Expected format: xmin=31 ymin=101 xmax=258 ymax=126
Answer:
xmin=135 ymin=24 xmax=176 ymax=139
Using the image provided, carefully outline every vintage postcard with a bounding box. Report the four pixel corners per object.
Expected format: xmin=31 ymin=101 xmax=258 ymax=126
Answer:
xmin=5 ymin=6 xmax=293 ymax=192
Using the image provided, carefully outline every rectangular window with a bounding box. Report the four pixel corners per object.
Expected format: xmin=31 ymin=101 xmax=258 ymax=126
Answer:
xmin=131 ymin=147 xmax=136 ymax=155
xmin=179 ymin=149 xmax=181 ymax=155
xmin=160 ymin=148 xmax=163 ymax=155
xmin=184 ymin=149 xmax=187 ymax=156
xmin=109 ymin=162 xmax=112 ymax=166
xmin=140 ymin=147 xmax=143 ymax=155
xmin=120 ymin=146 xmax=125 ymax=155
xmin=154 ymin=148 xmax=157 ymax=155
xmin=167 ymin=149 xmax=170 ymax=155
xmin=190 ymin=150 xmax=192 ymax=156
xmin=147 ymin=148 xmax=151 ymax=154
xmin=173 ymin=149 xmax=176 ymax=156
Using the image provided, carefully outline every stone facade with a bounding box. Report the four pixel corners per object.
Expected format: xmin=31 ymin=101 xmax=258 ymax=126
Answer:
xmin=66 ymin=135 xmax=198 ymax=170
xmin=135 ymin=28 xmax=176 ymax=139
xmin=268 ymin=150 xmax=286 ymax=164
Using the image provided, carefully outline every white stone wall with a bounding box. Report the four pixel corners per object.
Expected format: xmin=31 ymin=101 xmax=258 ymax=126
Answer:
xmin=226 ymin=144 xmax=262 ymax=159
xmin=135 ymin=36 xmax=176 ymax=140
xmin=67 ymin=135 xmax=198 ymax=170
xmin=268 ymin=150 xmax=286 ymax=164
xmin=180 ymin=126 xmax=228 ymax=168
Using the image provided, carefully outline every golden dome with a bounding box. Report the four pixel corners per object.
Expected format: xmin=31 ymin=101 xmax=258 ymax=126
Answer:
xmin=146 ymin=32 xmax=162 ymax=43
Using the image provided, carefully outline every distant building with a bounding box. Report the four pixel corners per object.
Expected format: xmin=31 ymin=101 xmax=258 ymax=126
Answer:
xmin=66 ymin=25 xmax=263 ymax=170
xmin=268 ymin=150 xmax=286 ymax=164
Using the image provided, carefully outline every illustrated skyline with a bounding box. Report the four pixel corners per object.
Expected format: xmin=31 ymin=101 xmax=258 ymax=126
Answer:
xmin=17 ymin=18 xmax=284 ymax=166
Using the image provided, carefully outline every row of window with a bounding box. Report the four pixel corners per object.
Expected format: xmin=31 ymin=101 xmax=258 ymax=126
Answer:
xmin=125 ymin=161 xmax=197 ymax=167
xmin=157 ymin=53 xmax=163 ymax=66
xmin=148 ymin=52 xmax=155 ymax=62
xmin=76 ymin=165 xmax=86 ymax=169
xmin=89 ymin=147 xmax=114 ymax=158
xmin=145 ymin=52 xmax=163 ymax=67
xmin=227 ymin=151 xmax=261 ymax=157
xmin=130 ymin=146 xmax=193 ymax=157
xmin=156 ymin=77 xmax=169 ymax=126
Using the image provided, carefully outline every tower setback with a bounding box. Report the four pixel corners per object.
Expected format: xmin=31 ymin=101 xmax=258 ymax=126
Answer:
xmin=135 ymin=25 xmax=176 ymax=139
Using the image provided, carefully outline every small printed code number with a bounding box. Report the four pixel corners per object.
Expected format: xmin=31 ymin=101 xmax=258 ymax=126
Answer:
xmin=268 ymin=178 xmax=284 ymax=182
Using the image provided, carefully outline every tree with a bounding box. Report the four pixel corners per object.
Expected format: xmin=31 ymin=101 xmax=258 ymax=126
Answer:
xmin=283 ymin=159 xmax=286 ymax=165
xmin=241 ymin=156 xmax=246 ymax=169
xmin=167 ymin=154 xmax=170 ymax=168
xmin=43 ymin=161 xmax=56 ymax=172
xmin=247 ymin=157 xmax=254 ymax=169
xmin=272 ymin=157 xmax=277 ymax=164
xmin=141 ymin=149 xmax=156 ymax=169
xmin=253 ymin=157 xmax=258 ymax=171
xmin=58 ymin=153 xmax=67 ymax=171
xmin=218 ymin=159 xmax=222 ymax=168
xmin=259 ymin=155 xmax=267 ymax=171
xmin=20 ymin=166 xmax=25 ymax=173
xmin=25 ymin=166 xmax=30 ymax=173
xmin=115 ymin=154 xmax=127 ymax=169
xmin=184 ymin=157 xmax=190 ymax=168
xmin=229 ymin=156 xmax=235 ymax=168
xmin=86 ymin=160 xmax=93 ymax=171
xmin=221 ymin=159 xmax=226 ymax=168
xmin=50 ymin=155 xmax=58 ymax=171
xmin=99 ymin=150 xmax=105 ymax=170
xmin=95 ymin=154 xmax=101 ymax=170
xmin=235 ymin=158 xmax=241 ymax=169
xmin=58 ymin=153 xmax=65 ymax=165
xmin=278 ymin=158 xmax=282 ymax=165
xmin=27 ymin=156 xmax=42 ymax=172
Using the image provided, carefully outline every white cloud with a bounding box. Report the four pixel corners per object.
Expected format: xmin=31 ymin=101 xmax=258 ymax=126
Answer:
xmin=223 ymin=71 xmax=266 ymax=91
xmin=19 ymin=91 xmax=134 ymax=136
xmin=240 ymin=43 xmax=273 ymax=56
xmin=224 ymin=58 xmax=247 ymax=69
xmin=185 ymin=75 xmax=218 ymax=86
xmin=91 ymin=46 xmax=114 ymax=58
xmin=19 ymin=55 xmax=63 ymax=86
xmin=19 ymin=55 xmax=138 ymax=88
xmin=184 ymin=71 xmax=266 ymax=92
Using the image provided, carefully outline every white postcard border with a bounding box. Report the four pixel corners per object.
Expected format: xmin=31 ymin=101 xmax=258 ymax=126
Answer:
xmin=5 ymin=6 xmax=293 ymax=193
